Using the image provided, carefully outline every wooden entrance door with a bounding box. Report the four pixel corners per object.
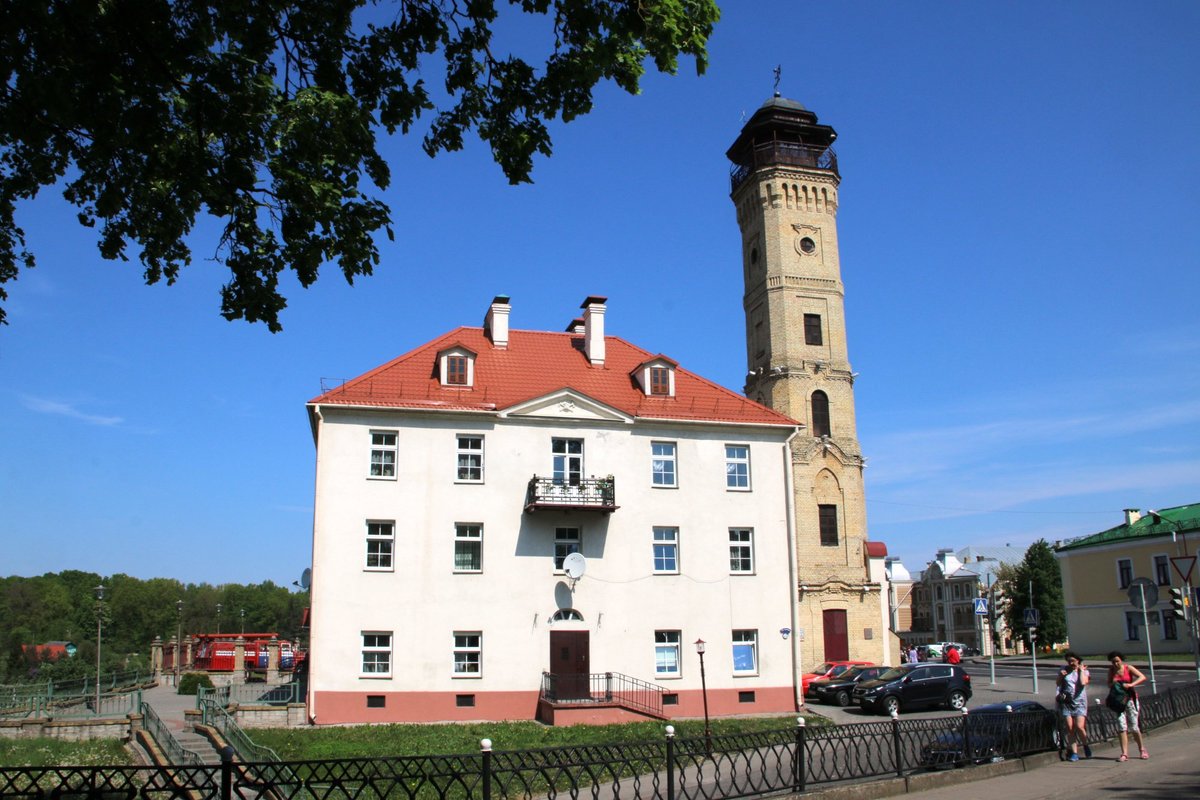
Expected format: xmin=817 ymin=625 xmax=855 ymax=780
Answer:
xmin=550 ymin=630 xmax=590 ymax=700
xmin=823 ymin=609 xmax=849 ymax=661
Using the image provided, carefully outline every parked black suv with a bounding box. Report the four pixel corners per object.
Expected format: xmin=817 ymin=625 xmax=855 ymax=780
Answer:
xmin=852 ymin=663 xmax=972 ymax=715
xmin=805 ymin=665 xmax=889 ymax=707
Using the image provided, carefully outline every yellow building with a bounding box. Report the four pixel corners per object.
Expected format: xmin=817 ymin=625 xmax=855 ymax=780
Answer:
xmin=1056 ymin=504 xmax=1199 ymax=656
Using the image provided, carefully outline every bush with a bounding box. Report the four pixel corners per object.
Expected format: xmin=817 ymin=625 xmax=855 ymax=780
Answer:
xmin=177 ymin=671 xmax=215 ymax=695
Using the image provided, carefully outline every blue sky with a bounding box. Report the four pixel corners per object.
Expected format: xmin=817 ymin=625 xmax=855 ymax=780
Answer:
xmin=2 ymin=2 xmax=1198 ymax=587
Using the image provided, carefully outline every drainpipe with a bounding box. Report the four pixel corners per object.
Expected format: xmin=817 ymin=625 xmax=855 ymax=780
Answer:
xmin=782 ymin=427 xmax=803 ymax=711
xmin=307 ymin=404 xmax=324 ymax=725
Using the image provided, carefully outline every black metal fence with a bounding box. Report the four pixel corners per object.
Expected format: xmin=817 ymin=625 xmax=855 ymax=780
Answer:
xmin=3 ymin=682 xmax=1197 ymax=799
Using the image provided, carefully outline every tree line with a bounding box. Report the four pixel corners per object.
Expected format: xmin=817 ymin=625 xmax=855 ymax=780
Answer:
xmin=0 ymin=570 xmax=307 ymax=684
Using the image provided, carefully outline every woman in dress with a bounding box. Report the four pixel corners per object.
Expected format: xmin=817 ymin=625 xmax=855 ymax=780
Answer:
xmin=1057 ymin=650 xmax=1091 ymax=761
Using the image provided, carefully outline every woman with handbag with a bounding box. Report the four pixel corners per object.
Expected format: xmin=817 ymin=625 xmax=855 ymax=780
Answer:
xmin=1057 ymin=650 xmax=1091 ymax=761
xmin=1107 ymin=651 xmax=1149 ymax=761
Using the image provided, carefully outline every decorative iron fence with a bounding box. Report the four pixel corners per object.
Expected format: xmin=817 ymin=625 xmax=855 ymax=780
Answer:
xmin=3 ymin=681 xmax=1198 ymax=800
xmin=729 ymin=142 xmax=840 ymax=191
xmin=0 ymin=688 xmax=141 ymax=720
xmin=541 ymin=671 xmax=665 ymax=718
xmin=197 ymin=680 xmax=303 ymax=710
xmin=0 ymin=669 xmax=148 ymax=709
xmin=140 ymin=700 xmax=214 ymax=776
xmin=524 ymin=475 xmax=617 ymax=511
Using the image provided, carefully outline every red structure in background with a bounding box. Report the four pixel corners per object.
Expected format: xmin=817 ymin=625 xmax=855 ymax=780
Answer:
xmin=191 ymin=633 xmax=298 ymax=672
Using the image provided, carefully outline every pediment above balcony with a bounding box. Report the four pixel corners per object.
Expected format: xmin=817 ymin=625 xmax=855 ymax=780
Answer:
xmin=500 ymin=389 xmax=634 ymax=423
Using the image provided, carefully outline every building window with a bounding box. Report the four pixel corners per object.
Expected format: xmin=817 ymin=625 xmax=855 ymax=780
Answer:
xmin=819 ymin=504 xmax=839 ymax=546
xmin=456 ymin=694 xmax=476 ymax=707
xmin=651 ymin=441 xmax=677 ymax=487
xmin=554 ymin=527 xmax=581 ymax=571
xmin=653 ymin=527 xmax=679 ymax=574
xmin=655 ymin=631 xmax=681 ymax=677
xmin=456 ymin=435 xmax=484 ymax=482
xmin=811 ymin=391 xmax=830 ymax=437
xmin=804 ymin=313 xmax=823 ymax=346
xmin=1154 ymin=554 xmax=1170 ymax=586
xmin=952 ymin=584 xmax=961 ymax=600
xmin=1125 ymin=612 xmax=1140 ymax=642
xmin=1164 ymin=613 xmax=1178 ymax=641
xmin=446 ymin=355 xmax=468 ymax=386
xmin=454 ymin=524 xmax=482 ymax=572
xmin=361 ymin=632 xmax=392 ymax=676
xmin=552 ymin=438 xmax=583 ymax=486
xmin=1117 ymin=559 xmax=1133 ymax=589
xmin=663 ymin=693 xmax=679 ymax=706
xmin=729 ymin=528 xmax=754 ymax=574
xmin=366 ymin=521 xmax=394 ymax=570
xmin=738 ymin=691 xmax=756 ymax=703
xmin=725 ymin=445 xmax=750 ymax=490
xmin=650 ymin=367 xmax=671 ymax=396
xmin=732 ymin=630 xmax=758 ymax=675
xmin=369 ymin=431 xmax=397 ymax=478
xmin=453 ymin=632 xmax=481 ymax=676
xmin=366 ymin=695 xmax=386 ymax=708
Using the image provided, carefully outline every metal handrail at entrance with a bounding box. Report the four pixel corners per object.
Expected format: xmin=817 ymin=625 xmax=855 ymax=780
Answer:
xmin=540 ymin=671 xmax=664 ymax=718
xmin=524 ymin=475 xmax=618 ymax=512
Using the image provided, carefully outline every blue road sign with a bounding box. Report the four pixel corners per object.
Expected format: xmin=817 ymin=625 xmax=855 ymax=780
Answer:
xmin=974 ymin=597 xmax=988 ymax=615
xmin=1024 ymin=607 xmax=1040 ymax=627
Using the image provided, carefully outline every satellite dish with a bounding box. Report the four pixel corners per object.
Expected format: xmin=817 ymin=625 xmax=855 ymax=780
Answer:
xmin=563 ymin=552 xmax=587 ymax=580
xmin=299 ymin=568 xmax=312 ymax=590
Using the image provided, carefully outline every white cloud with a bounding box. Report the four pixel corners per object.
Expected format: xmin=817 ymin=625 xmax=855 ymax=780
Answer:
xmin=21 ymin=396 xmax=123 ymax=426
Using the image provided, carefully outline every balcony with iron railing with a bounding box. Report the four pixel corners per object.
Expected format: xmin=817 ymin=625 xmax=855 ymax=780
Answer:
xmin=730 ymin=141 xmax=839 ymax=191
xmin=524 ymin=475 xmax=618 ymax=513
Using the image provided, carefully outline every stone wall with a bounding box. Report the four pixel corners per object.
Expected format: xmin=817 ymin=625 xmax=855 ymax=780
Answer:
xmin=0 ymin=715 xmax=138 ymax=742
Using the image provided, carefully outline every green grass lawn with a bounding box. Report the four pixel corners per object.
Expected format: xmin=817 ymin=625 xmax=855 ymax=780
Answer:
xmin=253 ymin=714 xmax=827 ymax=761
xmin=0 ymin=738 xmax=132 ymax=767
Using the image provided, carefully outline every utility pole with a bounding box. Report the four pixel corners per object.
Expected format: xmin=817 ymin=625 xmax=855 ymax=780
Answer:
xmin=1029 ymin=579 xmax=1038 ymax=695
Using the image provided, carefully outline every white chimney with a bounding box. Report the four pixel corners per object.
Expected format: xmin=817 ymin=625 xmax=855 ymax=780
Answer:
xmin=581 ymin=296 xmax=607 ymax=367
xmin=1124 ymin=508 xmax=1141 ymax=526
xmin=564 ymin=318 xmax=585 ymax=335
xmin=484 ymin=295 xmax=510 ymax=349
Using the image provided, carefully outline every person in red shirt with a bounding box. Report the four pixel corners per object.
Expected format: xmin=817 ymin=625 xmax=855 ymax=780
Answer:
xmin=945 ymin=645 xmax=961 ymax=664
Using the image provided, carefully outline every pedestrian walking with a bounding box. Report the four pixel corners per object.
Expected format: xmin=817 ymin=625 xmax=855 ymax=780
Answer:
xmin=1107 ymin=651 xmax=1149 ymax=761
xmin=1057 ymin=650 xmax=1091 ymax=761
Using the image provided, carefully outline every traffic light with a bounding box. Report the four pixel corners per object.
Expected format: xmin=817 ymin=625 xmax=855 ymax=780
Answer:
xmin=991 ymin=587 xmax=1007 ymax=621
xmin=1169 ymin=587 xmax=1188 ymax=621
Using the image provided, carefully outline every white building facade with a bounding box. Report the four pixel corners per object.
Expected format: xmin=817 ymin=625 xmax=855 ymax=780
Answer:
xmin=306 ymin=296 xmax=804 ymax=724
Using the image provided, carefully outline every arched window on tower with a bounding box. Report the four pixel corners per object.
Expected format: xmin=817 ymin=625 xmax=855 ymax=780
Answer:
xmin=811 ymin=391 xmax=830 ymax=437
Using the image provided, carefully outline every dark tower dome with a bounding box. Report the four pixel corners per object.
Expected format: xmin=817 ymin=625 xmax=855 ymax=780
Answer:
xmin=726 ymin=93 xmax=839 ymax=191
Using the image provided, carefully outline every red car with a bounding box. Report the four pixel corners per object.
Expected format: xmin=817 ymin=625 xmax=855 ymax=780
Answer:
xmin=800 ymin=660 xmax=874 ymax=692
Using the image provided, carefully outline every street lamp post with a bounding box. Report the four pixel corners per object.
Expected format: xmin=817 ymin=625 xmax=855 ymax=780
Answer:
xmin=175 ymin=599 xmax=184 ymax=684
xmin=94 ymin=584 xmax=105 ymax=713
xmin=240 ymin=608 xmax=245 ymax=634
xmin=694 ymin=638 xmax=712 ymax=754
xmin=216 ymin=603 xmax=222 ymax=635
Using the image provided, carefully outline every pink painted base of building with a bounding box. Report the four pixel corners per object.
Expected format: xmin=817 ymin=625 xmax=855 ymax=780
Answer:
xmin=311 ymin=686 xmax=797 ymax=725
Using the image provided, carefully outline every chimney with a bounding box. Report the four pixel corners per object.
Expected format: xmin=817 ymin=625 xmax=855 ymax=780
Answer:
xmin=1124 ymin=508 xmax=1141 ymax=526
xmin=564 ymin=318 xmax=585 ymax=335
xmin=581 ymin=296 xmax=607 ymax=367
xmin=484 ymin=295 xmax=510 ymax=349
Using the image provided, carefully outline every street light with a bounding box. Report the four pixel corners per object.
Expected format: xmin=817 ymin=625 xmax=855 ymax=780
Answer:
xmin=216 ymin=603 xmax=222 ymax=635
xmin=175 ymin=599 xmax=184 ymax=684
xmin=694 ymin=638 xmax=712 ymax=754
xmin=240 ymin=607 xmax=246 ymax=634
xmin=94 ymin=584 xmax=105 ymax=713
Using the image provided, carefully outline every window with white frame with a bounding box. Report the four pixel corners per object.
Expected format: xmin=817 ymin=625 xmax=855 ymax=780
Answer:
xmin=456 ymin=435 xmax=484 ymax=482
xmin=361 ymin=632 xmax=392 ymax=676
xmin=1164 ymin=612 xmax=1178 ymax=640
xmin=365 ymin=521 xmax=394 ymax=570
xmin=729 ymin=528 xmax=754 ymax=574
xmin=1124 ymin=611 xmax=1140 ymax=641
xmin=725 ymin=445 xmax=750 ymax=490
xmin=454 ymin=524 xmax=482 ymax=572
xmin=653 ymin=527 xmax=679 ymax=574
xmin=655 ymin=630 xmax=681 ymax=677
xmin=1117 ymin=558 xmax=1133 ymax=589
xmin=554 ymin=527 xmax=581 ymax=570
xmin=651 ymin=441 xmax=677 ymax=487
xmin=369 ymin=431 xmax=397 ymax=478
xmin=552 ymin=438 xmax=583 ymax=486
xmin=732 ymin=630 xmax=758 ymax=674
xmin=453 ymin=632 xmax=481 ymax=676
xmin=1154 ymin=554 xmax=1170 ymax=586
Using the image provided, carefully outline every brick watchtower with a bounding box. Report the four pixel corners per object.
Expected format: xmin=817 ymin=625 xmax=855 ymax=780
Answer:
xmin=728 ymin=94 xmax=888 ymax=666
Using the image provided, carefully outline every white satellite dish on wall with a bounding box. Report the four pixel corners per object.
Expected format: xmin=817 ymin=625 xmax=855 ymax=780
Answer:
xmin=563 ymin=552 xmax=587 ymax=581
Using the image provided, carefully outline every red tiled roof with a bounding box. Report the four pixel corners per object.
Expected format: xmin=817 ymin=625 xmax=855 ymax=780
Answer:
xmin=310 ymin=327 xmax=798 ymax=427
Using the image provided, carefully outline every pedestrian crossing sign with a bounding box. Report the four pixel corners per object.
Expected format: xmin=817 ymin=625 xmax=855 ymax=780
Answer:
xmin=973 ymin=597 xmax=988 ymax=615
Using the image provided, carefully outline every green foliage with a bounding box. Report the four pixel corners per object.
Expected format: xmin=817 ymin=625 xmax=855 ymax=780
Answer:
xmin=253 ymin=715 xmax=826 ymax=760
xmin=177 ymin=671 xmax=215 ymax=696
xmin=997 ymin=539 xmax=1067 ymax=648
xmin=0 ymin=0 xmax=720 ymax=329
xmin=0 ymin=737 xmax=131 ymax=767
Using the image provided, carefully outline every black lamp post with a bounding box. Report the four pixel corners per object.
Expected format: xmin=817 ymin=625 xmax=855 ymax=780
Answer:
xmin=695 ymin=638 xmax=712 ymax=754
xmin=216 ymin=602 xmax=222 ymax=635
xmin=175 ymin=599 xmax=184 ymax=683
xmin=94 ymin=584 xmax=105 ymax=712
xmin=240 ymin=607 xmax=246 ymax=634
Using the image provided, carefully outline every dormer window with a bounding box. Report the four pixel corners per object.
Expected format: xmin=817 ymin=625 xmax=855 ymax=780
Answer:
xmin=437 ymin=346 xmax=476 ymax=388
xmin=632 ymin=356 xmax=677 ymax=398
xmin=650 ymin=367 xmax=670 ymax=396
